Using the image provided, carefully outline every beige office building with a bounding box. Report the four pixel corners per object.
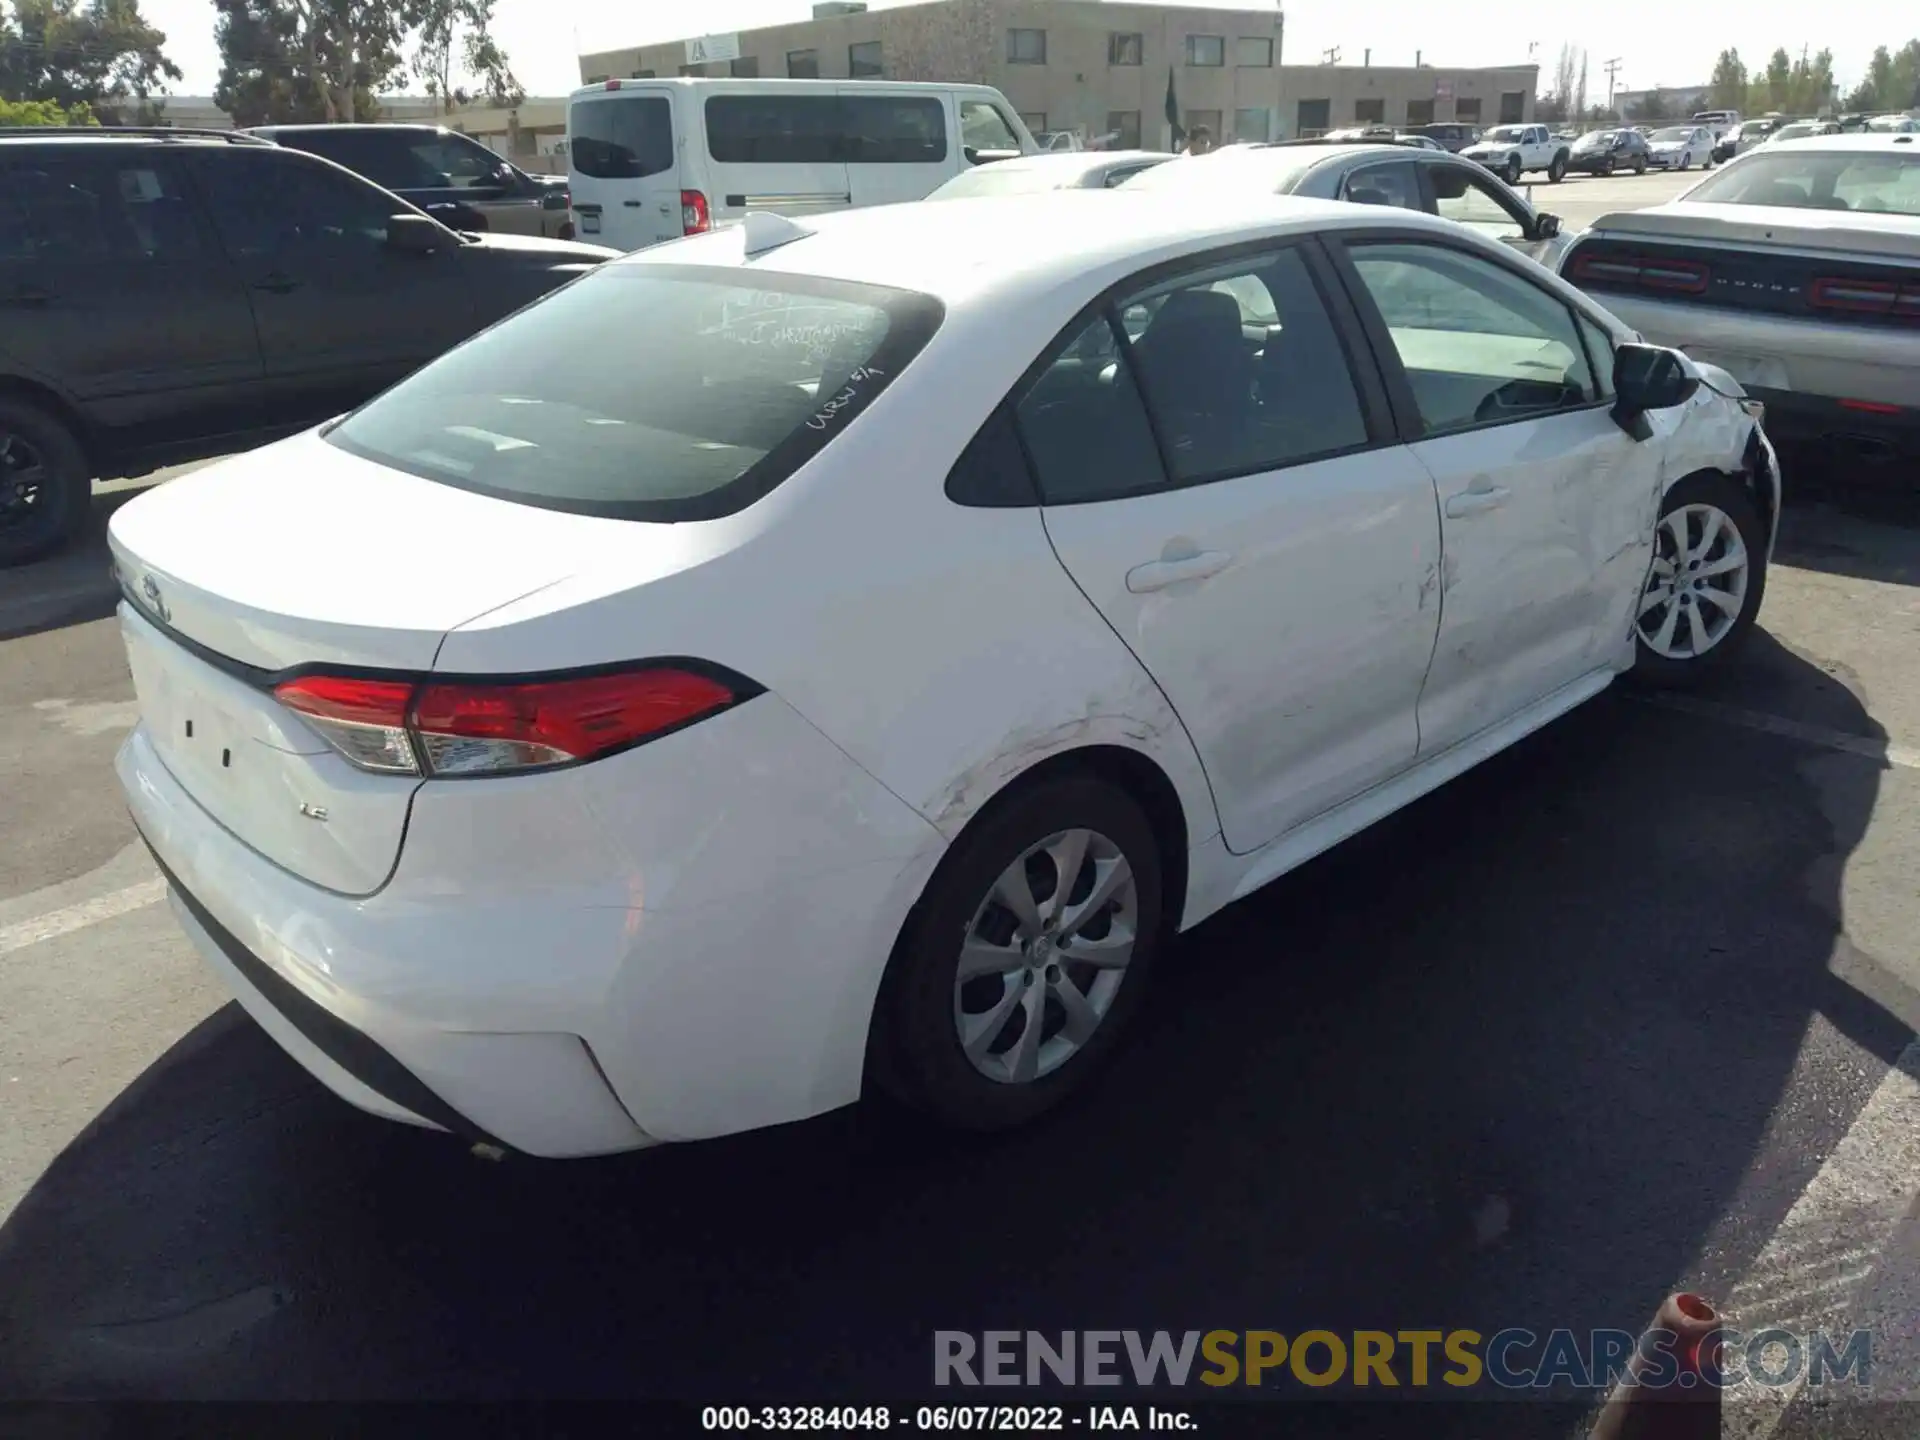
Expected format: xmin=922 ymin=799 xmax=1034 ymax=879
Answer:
xmin=579 ymin=0 xmax=1538 ymax=147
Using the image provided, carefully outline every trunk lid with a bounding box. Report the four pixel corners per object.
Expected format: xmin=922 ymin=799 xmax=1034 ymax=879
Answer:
xmin=1587 ymin=202 xmax=1920 ymax=260
xmin=108 ymin=430 xmax=662 ymax=895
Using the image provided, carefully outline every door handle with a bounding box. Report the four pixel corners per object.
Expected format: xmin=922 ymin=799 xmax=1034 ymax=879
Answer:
xmin=1126 ymin=550 xmax=1233 ymax=593
xmin=253 ymin=274 xmax=299 ymax=295
xmin=1445 ymin=487 xmax=1511 ymax=518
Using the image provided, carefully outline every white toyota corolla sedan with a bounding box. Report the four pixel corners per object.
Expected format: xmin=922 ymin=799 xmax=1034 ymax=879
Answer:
xmin=110 ymin=193 xmax=1780 ymax=1156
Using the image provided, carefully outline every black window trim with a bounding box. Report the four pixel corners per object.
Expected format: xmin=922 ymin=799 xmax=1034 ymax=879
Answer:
xmin=1321 ymin=227 xmax=1618 ymax=445
xmin=1417 ymin=159 xmax=1538 ymax=239
xmin=947 ymin=233 xmax=1400 ymax=509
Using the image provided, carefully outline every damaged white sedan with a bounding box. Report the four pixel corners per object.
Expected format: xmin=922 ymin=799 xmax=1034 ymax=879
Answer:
xmin=109 ymin=194 xmax=1779 ymax=1154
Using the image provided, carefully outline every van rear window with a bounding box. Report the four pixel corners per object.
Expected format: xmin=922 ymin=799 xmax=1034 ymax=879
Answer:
xmin=324 ymin=264 xmax=945 ymax=522
xmin=705 ymin=95 xmax=948 ymax=164
xmin=571 ymin=96 xmax=674 ymax=179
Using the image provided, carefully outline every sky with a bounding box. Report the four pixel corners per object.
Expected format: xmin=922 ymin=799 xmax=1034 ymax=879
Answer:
xmin=140 ymin=0 xmax=1898 ymax=103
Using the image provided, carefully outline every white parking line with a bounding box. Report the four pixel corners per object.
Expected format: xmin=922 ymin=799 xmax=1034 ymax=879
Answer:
xmin=1720 ymin=1036 xmax=1920 ymax=1436
xmin=1632 ymin=692 xmax=1920 ymax=771
xmin=0 ymin=879 xmax=165 ymax=958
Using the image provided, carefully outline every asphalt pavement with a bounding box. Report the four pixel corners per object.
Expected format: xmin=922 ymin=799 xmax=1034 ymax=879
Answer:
xmin=3 ymin=166 xmax=1918 ymax=1431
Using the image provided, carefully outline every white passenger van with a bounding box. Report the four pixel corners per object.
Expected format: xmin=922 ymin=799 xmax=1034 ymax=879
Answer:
xmin=566 ymin=77 xmax=1039 ymax=252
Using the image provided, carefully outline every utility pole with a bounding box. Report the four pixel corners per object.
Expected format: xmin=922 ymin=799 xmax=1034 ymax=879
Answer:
xmin=1603 ymin=56 xmax=1624 ymax=113
xmin=1322 ymin=46 xmax=1340 ymax=65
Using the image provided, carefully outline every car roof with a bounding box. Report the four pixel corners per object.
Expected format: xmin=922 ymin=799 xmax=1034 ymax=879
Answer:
xmin=247 ymin=123 xmax=454 ymax=137
xmin=1728 ymin=132 xmax=1918 ymax=154
xmin=0 ymin=128 xmax=272 ymax=148
xmin=632 ymin=189 xmax=1465 ymax=310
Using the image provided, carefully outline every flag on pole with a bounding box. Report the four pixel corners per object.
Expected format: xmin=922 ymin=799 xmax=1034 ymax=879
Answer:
xmin=1164 ymin=66 xmax=1184 ymax=149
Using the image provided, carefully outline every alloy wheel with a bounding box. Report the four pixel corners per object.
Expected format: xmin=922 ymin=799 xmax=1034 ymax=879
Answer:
xmin=953 ymin=827 xmax=1139 ymax=1085
xmin=0 ymin=429 xmax=48 ymax=533
xmin=1638 ymin=504 xmax=1750 ymax=660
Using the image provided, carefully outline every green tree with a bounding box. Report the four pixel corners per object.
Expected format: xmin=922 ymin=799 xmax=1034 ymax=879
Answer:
xmin=0 ymin=0 xmax=180 ymax=119
xmin=213 ymin=0 xmax=411 ymax=124
xmin=1843 ymin=45 xmax=1890 ymax=111
xmin=408 ymin=0 xmax=521 ymax=112
xmin=0 ymin=93 xmax=95 ymax=122
xmin=1708 ymin=49 xmax=1747 ymax=111
xmin=1893 ymin=38 xmax=1920 ymax=109
xmin=1762 ymin=47 xmax=1792 ymax=111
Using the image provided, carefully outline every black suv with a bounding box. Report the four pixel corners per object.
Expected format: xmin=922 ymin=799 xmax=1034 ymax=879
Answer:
xmin=1566 ymin=128 xmax=1652 ymax=175
xmin=0 ymin=128 xmax=615 ymax=566
xmin=246 ymin=124 xmax=574 ymax=239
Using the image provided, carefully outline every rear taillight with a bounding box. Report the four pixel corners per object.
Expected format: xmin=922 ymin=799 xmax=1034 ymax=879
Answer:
xmin=273 ymin=675 xmax=419 ymax=774
xmin=272 ymin=665 xmax=749 ymax=777
xmin=1809 ymin=276 xmax=1920 ymax=318
xmin=681 ymin=189 xmax=711 ymax=235
xmin=1570 ymin=250 xmax=1709 ymax=294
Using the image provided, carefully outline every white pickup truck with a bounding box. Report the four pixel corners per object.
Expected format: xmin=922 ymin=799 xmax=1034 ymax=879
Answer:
xmin=1460 ymin=123 xmax=1571 ymax=184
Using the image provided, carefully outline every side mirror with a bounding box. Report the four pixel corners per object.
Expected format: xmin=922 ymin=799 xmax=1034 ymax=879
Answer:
xmin=964 ymin=145 xmax=1021 ymax=166
xmin=1611 ymin=342 xmax=1699 ymax=439
xmin=1533 ymin=212 xmax=1561 ymax=239
xmin=387 ymin=212 xmax=451 ymax=252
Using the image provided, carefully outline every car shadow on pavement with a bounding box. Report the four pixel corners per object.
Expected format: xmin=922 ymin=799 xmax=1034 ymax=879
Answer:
xmin=0 ymin=488 xmax=143 ymax=643
xmin=0 ymin=634 xmax=1908 ymax=1410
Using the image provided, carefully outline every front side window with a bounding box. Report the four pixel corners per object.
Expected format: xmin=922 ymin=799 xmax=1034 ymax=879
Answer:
xmin=1430 ymin=165 xmax=1528 ymax=242
xmin=327 ymin=265 xmax=943 ymax=522
xmin=199 ymin=153 xmax=399 ymax=260
xmin=1684 ymin=151 xmax=1920 ymax=216
xmin=1186 ymin=34 xmax=1225 ymax=67
xmin=1109 ymin=32 xmax=1142 ymax=66
xmin=569 ymin=96 xmax=674 ymax=179
xmin=1007 ymin=28 xmax=1046 ymax=64
xmin=960 ymin=100 xmax=1021 ymax=152
xmin=4 ymin=154 xmax=204 ymax=261
xmin=408 ymin=133 xmax=508 ymax=189
xmin=1345 ymin=241 xmax=1597 ymax=435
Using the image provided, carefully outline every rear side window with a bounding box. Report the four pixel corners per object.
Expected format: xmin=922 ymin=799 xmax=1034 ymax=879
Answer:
xmin=325 ymin=264 xmax=945 ymax=522
xmin=707 ymin=95 xmax=841 ymax=163
xmin=0 ymin=154 xmax=204 ymax=261
xmin=571 ymin=96 xmax=675 ymax=179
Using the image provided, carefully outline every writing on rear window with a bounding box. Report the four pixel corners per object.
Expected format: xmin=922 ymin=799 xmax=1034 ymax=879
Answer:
xmin=809 ymin=366 xmax=887 ymax=430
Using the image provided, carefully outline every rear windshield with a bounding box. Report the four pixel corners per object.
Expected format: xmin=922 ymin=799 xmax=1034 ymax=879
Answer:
xmin=324 ymin=264 xmax=944 ymax=522
xmin=571 ymin=95 xmax=674 ymax=179
xmin=1685 ymin=151 xmax=1920 ymax=216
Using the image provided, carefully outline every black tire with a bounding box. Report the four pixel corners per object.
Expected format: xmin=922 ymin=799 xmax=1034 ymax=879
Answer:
xmin=1548 ymin=151 xmax=1568 ymax=182
xmin=0 ymin=396 xmax=91 ymax=568
xmin=1634 ymin=156 xmax=1648 ymax=175
xmin=1631 ymin=472 xmax=1767 ymax=688
xmin=1504 ymin=155 xmax=1523 ymax=185
xmin=1600 ymin=157 xmax=1615 ymax=177
xmin=869 ymin=774 xmax=1165 ymax=1131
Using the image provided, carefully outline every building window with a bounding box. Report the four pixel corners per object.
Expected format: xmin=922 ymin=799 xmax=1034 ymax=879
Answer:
xmin=1184 ymin=108 xmax=1222 ymax=142
xmin=629 ymin=69 xmax=655 ymax=79
xmin=787 ymin=48 xmax=819 ymax=78
xmin=1109 ymin=32 xmax=1143 ymax=66
xmin=1007 ymin=28 xmax=1046 ymax=64
xmin=730 ymin=56 xmax=760 ymax=78
xmin=1499 ymin=91 xmax=1526 ymax=123
xmin=678 ymin=63 xmax=707 ymax=77
xmin=1185 ymin=35 xmax=1225 ymax=67
xmin=1234 ymin=107 xmax=1270 ymax=142
xmin=1405 ymin=98 xmax=1434 ymax=126
xmin=1107 ymin=109 xmax=1141 ymax=148
xmin=1020 ymin=111 xmax=1047 ymax=135
xmin=1236 ymin=37 xmax=1272 ymax=67
xmin=1296 ymin=97 xmax=1330 ymax=135
xmin=1454 ymin=97 xmax=1482 ymax=121
xmin=585 ymin=74 xmax=609 ymax=84
xmin=1354 ymin=98 xmax=1385 ymax=124
xmin=849 ymin=41 xmax=883 ymax=77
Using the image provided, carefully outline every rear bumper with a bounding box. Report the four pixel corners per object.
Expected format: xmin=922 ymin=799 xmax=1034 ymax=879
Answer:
xmin=116 ymin=684 xmax=945 ymax=1153
xmin=1746 ymin=388 xmax=1920 ymax=464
